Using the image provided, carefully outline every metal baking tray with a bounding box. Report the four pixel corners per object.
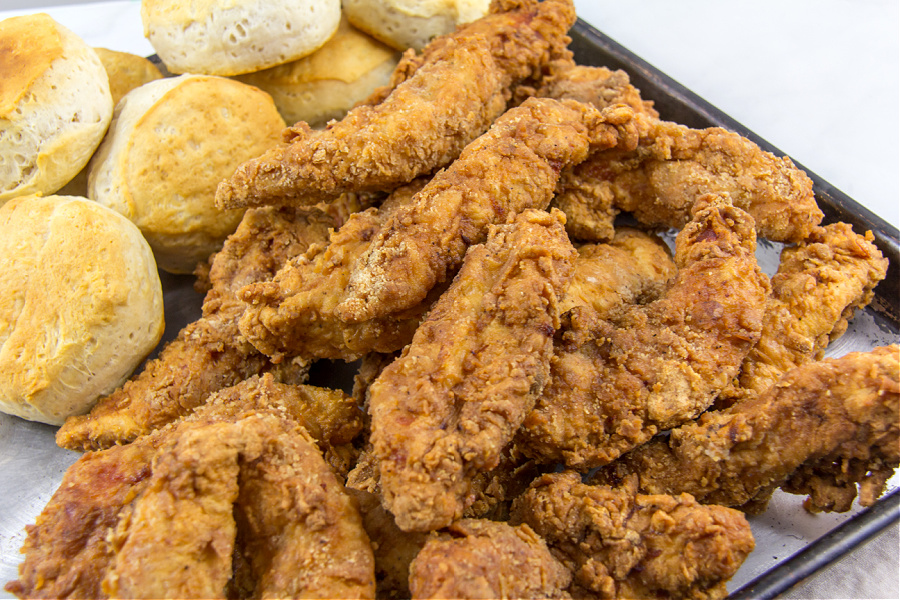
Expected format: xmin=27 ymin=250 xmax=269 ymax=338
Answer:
xmin=1 ymin=17 xmax=898 ymax=599
xmin=568 ymin=18 xmax=900 ymax=599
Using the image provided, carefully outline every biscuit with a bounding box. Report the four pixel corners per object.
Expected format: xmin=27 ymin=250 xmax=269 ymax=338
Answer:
xmin=141 ymin=0 xmax=342 ymax=76
xmin=87 ymin=74 xmax=285 ymax=273
xmin=94 ymin=47 xmax=165 ymax=107
xmin=343 ymin=0 xmax=491 ymax=50
xmin=59 ymin=48 xmax=165 ymax=198
xmin=0 ymin=195 xmax=164 ymax=426
xmin=0 ymin=13 xmax=113 ymax=204
xmin=234 ymin=18 xmax=400 ymax=128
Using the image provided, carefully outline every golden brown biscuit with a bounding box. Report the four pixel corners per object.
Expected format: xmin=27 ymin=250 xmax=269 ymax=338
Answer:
xmin=0 ymin=194 xmax=164 ymax=425
xmin=88 ymin=74 xmax=286 ymax=273
xmin=234 ymin=18 xmax=400 ymax=128
xmin=0 ymin=13 xmax=113 ymax=204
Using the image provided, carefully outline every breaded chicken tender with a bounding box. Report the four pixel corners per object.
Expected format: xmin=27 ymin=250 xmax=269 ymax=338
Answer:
xmin=102 ymin=419 xmax=250 ymax=599
xmin=519 ymin=195 xmax=770 ymax=470
xmin=511 ymin=471 xmax=755 ymax=600
xmin=56 ymin=207 xmax=334 ymax=451
xmin=517 ymin=58 xmax=658 ymax=117
xmin=336 ymin=98 xmax=638 ymax=322
xmin=8 ymin=380 xmax=372 ymax=599
xmin=215 ymin=0 xmax=577 ymax=209
xmin=560 ymin=228 xmax=676 ymax=315
xmin=238 ymin=181 xmax=435 ymax=362
xmin=408 ymin=519 xmax=572 ymax=600
xmin=720 ymin=222 xmax=888 ymax=405
xmin=553 ymin=117 xmax=823 ymax=243
xmin=592 ymin=345 xmax=899 ymax=514
xmin=348 ymin=488 xmax=429 ymax=599
xmin=369 ymin=209 xmax=576 ymax=531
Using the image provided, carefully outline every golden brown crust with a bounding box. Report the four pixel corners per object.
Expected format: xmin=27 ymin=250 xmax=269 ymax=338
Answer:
xmin=237 ymin=182 xmax=434 ymax=362
xmin=560 ymin=228 xmax=676 ymax=315
xmin=0 ymin=14 xmax=63 ymax=115
xmin=335 ymin=98 xmax=638 ymax=322
xmin=519 ymin=58 xmax=658 ymax=118
xmin=511 ymin=472 xmax=755 ymax=600
xmin=519 ymin=195 xmax=770 ymax=470
xmin=408 ymin=519 xmax=572 ymax=599
xmin=721 ymin=223 xmax=889 ymax=404
xmin=369 ymin=208 xmax=576 ymax=531
xmin=554 ymin=117 xmax=823 ymax=243
xmin=93 ymin=47 xmax=163 ymax=106
xmin=10 ymin=381 xmax=372 ymax=599
xmin=592 ymin=345 xmax=900 ymax=513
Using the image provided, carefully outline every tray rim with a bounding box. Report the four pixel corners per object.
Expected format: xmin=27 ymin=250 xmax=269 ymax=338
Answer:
xmin=568 ymin=17 xmax=899 ymax=600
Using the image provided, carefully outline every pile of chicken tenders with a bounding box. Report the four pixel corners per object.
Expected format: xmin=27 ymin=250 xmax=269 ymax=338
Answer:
xmin=8 ymin=1 xmax=897 ymax=598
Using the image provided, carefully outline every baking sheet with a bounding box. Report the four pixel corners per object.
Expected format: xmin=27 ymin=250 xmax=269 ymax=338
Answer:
xmin=1 ymin=18 xmax=899 ymax=599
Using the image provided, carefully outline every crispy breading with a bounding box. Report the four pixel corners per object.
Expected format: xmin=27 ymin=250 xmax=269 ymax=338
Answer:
xmin=720 ymin=222 xmax=889 ymax=405
xmin=229 ymin=418 xmax=375 ymax=599
xmin=215 ymin=0 xmax=577 ymax=209
xmin=591 ymin=346 xmax=900 ymax=514
xmin=553 ymin=117 xmax=823 ymax=243
xmin=368 ymin=209 xmax=576 ymax=531
xmin=560 ymin=228 xmax=676 ymax=315
xmin=335 ymin=98 xmax=638 ymax=322
xmin=237 ymin=181 xmax=434 ymax=362
xmin=527 ymin=59 xmax=658 ymax=117
xmin=55 ymin=207 xmax=334 ymax=451
xmin=511 ymin=472 xmax=755 ymax=600
xmin=348 ymin=488 xmax=429 ymax=599
xmin=3 ymin=442 xmax=156 ymax=600
xmin=408 ymin=519 xmax=572 ymax=600
xmin=102 ymin=419 xmax=249 ymax=599
xmin=519 ymin=195 xmax=770 ymax=470
xmin=8 ymin=381 xmax=372 ymax=599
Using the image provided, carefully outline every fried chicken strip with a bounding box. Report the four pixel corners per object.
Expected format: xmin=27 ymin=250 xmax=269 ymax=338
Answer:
xmin=56 ymin=207 xmax=334 ymax=451
xmin=368 ymin=209 xmax=576 ymax=531
xmin=591 ymin=345 xmax=900 ymax=514
xmin=102 ymin=419 xmax=250 ymax=599
xmin=336 ymin=98 xmax=638 ymax=322
xmin=4 ymin=442 xmax=156 ymax=600
xmin=348 ymin=489 xmax=429 ymax=599
xmin=560 ymin=228 xmax=676 ymax=315
xmin=215 ymin=0 xmax=577 ymax=209
xmin=720 ymin=222 xmax=888 ymax=405
xmin=408 ymin=519 xmax=572 ymax=600
xmin=553 ymin=117 xmax=823 ymax=243
xmin=238 ymin=181 xmax=434 ymax=362
xmin=8 ymin=379 xmax=370 ymax=599
xmin=512 ymin=58 xmax=660 ymax=241
xmin=190 ymin=373 xmax=365 ymax=477
xmin=229 ymin=418 xmax=376 ymax=599
xmin=511 ymin=472 xmax=755 ymax=600
xmin=518 ymin=194 xmax=770 ymax=470
xmin=517 ymin=58 xmax=659 ymax=117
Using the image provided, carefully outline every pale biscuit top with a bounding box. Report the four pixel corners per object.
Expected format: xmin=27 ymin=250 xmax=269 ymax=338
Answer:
xmin=343 ymin=0 xmax=491 ymax=50
xmin=141 ymin=0 xmax=342 ymax=76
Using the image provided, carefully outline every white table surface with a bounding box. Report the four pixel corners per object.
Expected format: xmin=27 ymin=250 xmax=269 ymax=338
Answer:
xmin=1 ymin=1 xmax=897 ymax=599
